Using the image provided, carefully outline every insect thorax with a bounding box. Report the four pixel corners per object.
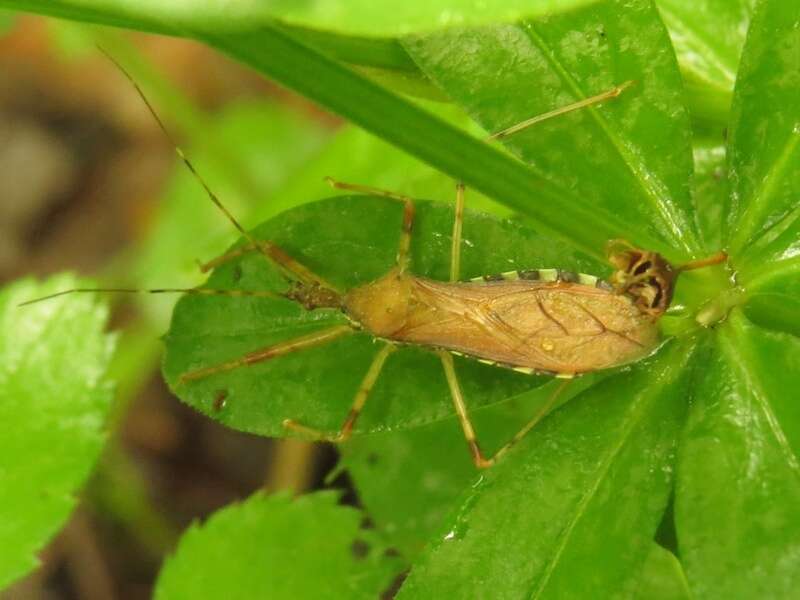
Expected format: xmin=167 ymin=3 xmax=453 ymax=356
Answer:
xmin=284 ymin=281 xmax=342 ymax=311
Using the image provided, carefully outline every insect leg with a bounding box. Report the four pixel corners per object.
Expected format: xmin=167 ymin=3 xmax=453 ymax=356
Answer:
xmin=484 ymin=378 xmax=572 ymax=465
xmin=198 ymin=243 xmax=260 ymax=273
xmin=196 ymin=240 xmax=336 ymax=293
xmin=283 ymin=343 xmax=396 ymax=442
xmin=438 ymin=350 xmax=493 ymax=469
xmin=178 ymin=325 xmax=353 ymax=383
xmin=325 ymin=177 xmax=416 ymax=273
xmin=488 ymin=81 xmax=635 ymax=140
xmin=102 ymin=50 xmax=337 ymax=292
xmin=450 ymin=182 xmax=465 ymax=282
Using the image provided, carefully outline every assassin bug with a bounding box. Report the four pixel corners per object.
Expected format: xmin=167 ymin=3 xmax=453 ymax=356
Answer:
xmin=23 ymin=57 xmax=726 ymax=469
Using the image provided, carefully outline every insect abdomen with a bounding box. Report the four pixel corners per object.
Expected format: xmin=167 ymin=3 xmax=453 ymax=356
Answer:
xmin=469 ymin=267 xmax=612 ymax=290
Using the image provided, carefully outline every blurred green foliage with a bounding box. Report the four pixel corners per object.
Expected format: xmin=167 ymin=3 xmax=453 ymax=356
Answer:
xmin=0 ymin=276 xmax=114 ymax=588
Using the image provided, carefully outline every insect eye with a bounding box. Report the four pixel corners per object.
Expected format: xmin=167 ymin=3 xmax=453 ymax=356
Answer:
xmin=649 ymin=277 xmax=663 ymax=308
xmin=633 ymin=261 xmax=652 ymax=276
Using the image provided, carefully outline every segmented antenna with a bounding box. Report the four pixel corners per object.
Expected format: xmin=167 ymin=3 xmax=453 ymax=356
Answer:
xmin=19 ymin=287 xmax=281 ymax=308
xmin=97 ymin=47 xmax=335 ymax=291
xmin=97 ymin=47 xmax=256 ymax=243
xmin=20 ymin=49 xmax=339 ymax=308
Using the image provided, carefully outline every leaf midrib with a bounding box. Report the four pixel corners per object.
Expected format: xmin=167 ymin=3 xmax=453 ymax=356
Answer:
xmin=720 ymin=313 xmax=800 ymax=476
xmin=731 ymin=128 xmax=800 ymax=254
xmin=528 ymin=345 xmax=689 ymax=598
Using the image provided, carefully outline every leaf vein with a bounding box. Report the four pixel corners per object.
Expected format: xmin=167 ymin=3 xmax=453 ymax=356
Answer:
xmin=733 ymin=128 xmax=800 ymax=252
xmin=721 ymin=317 xmax=800 ymax=477
xmin=529 ymin=356 xmax=681 ymax=598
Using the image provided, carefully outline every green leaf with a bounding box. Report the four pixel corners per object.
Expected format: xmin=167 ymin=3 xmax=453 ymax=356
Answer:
xmin=154 ymin=491 xmax=403 ymax=600
xmin=341 ymin=376 xmax=599 ymax=558
xmin=251 ymin=0 xmax=602 ymax=37
xmin=278 ymin=27 xmax=447 ymax=101
xmin=655 ymin=0 xmax=755 ymax=125
xmin=0 ymin=276 xmax=114 ymax=589
xmin=286 ymin=26 xmax=420 ymax=71
xmin=0 ymin=9 xmax=16 ymax=36
xmin=675 ymin=311 xmax=800 ymax=599
xmin=738 ymin=254 xmax=800 ymax=337
xmin=631 ymin=543 xmax=691 ymax=600
xmin=726 ymin=0 xmax=800 ymax=257
xmin=397 ymin=341 xmax=694 ymax=599
xmin=404 ymin=0 xmax=700 ymax=255
xmin=163 ymin=196 xmax=602 ymax=438
xmin=690 ymin=139 xmax=728 ymax=252
xmin=2 ymin=0 xmax=599 ymax=37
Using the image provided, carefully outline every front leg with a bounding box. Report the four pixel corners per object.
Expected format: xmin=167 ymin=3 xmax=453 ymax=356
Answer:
xmin=283 ymin=343 xmax=396 ymax=442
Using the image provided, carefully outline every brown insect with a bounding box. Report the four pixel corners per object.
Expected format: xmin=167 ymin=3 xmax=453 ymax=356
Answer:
xmin=22 ymin=60 xmax=726 ymax=468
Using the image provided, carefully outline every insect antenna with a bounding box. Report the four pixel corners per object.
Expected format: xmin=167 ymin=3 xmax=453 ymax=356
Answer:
xmin=97 ymin=49 xmax=251 ymax=242
xmin=19 ymin=287 xmax=282 ymax=308
xmin=97 ymin=47 xmax=336 ymax=292
xmin=675 ymin=251 xmax=728 ymax=273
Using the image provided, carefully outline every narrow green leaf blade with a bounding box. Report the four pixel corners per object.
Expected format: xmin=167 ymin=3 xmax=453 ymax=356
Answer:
xmin=0 ymin=0 xmax=600 ymax=37
xmin=253 ymin=0 xmax=600 ymax=37
xmin=727 ymin=0 xmax=800 ymax=256
xmin=163 ymin=197 xmax=602 ymax=438
xmin=398 ymin=341 xmax=694 ymax=599
xmin=0 ymin=276 xmax=114 ymax=589
xmin=246 ymin=117 xmax=511 ymax=227
xmin=154 ymin=491 xmax=403 ymax=600
xmin=676 ymin=311 xmax=800 ymax=599
xmin=404 ymin=0 xmax=700 ymax=255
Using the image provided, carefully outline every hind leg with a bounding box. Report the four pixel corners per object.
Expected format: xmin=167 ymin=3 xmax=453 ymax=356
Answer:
xmin=439 ymin=350 xmax=572 ymax=469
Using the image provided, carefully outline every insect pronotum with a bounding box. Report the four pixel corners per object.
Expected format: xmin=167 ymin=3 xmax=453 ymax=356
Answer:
xmin=23 ymin=55 xmax=726 ymax=469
